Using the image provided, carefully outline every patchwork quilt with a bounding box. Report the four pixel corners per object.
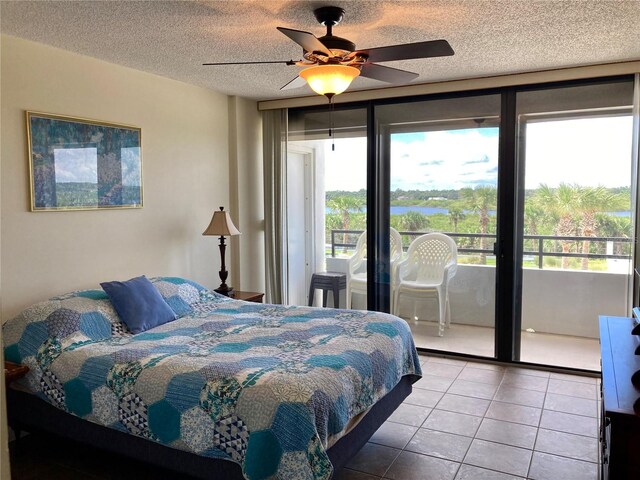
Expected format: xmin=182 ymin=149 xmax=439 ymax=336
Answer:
xmin=3 ymin=277 xmax=422 ymax=480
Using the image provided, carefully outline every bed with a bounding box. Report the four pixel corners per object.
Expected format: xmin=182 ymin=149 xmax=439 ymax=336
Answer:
xmin=3 ymin=277 xmax=422 ymax=479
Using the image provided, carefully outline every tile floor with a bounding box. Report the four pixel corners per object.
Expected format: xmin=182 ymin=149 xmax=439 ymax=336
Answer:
xmin=409 ymin=323 xmax=601 ymax=371
xmin=335 ymin=354 xmax=600 ymax=480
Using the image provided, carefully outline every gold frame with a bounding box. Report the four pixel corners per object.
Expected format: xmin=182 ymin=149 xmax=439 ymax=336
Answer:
xmin=26 ymin=111 xmax=143 ymax=211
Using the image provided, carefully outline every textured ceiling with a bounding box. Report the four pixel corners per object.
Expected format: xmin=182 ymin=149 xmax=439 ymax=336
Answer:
xmin=2 ymin=0 xmax=640 ymax=101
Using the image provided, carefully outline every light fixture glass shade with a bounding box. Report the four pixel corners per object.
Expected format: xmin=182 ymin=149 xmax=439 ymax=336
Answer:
xmin=300 ymin=65 xmax=360 ymax=96
xmin=203 ymin=207 xmax=241 ymax=236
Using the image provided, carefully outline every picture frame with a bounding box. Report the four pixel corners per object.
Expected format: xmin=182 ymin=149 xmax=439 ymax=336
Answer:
xmin=26 ymin=111 xmax=143 ymax=211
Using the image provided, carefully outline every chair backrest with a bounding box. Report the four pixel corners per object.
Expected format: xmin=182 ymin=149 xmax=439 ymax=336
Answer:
xmin=402 ymin=233 xmax=458 ymax=283
xmin=350 ymin=229 xmax=404 ymax=275
xmin=349 ymin=231 xmax=368 ymax=275
xmin=390 ymin=227 xmax=403 ymax=263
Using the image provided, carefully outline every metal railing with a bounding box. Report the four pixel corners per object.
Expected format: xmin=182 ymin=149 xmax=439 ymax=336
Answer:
xmin=329 ymin=229 xmax=632 ymax=269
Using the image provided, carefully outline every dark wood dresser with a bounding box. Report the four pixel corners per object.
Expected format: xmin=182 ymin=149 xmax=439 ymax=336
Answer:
xmin=599 ymin=315 xmax=640 ymax=480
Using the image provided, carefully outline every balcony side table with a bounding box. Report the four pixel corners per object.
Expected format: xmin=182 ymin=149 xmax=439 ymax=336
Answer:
xmin=308 ymin=272 xmax=347 ymax=308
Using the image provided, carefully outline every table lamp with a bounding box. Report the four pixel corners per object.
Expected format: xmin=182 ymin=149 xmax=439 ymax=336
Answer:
xmin=203 ymin=206 xmax=241 ymax=296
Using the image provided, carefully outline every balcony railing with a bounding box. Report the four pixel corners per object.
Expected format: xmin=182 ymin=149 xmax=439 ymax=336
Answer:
xmin=329 ymin=229 xmax=632 ymax=269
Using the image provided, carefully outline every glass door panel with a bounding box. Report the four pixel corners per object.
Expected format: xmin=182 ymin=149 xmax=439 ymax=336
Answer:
xmin=376 ymin=94 xmax=501 ymax=357
xmin=515 ymin=80 xmax=635 ymax=370
xmin=287 ymin=107 xmax=368 ymax=308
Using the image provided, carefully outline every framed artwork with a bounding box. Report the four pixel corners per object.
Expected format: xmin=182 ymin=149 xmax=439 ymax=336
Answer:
xmin=26 ymin=111 xmax=143 ymax=211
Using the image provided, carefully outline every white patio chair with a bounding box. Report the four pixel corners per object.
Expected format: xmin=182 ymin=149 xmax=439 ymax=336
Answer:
xmin=346 ymin=228 xmax=403 ymax=309
xmin=392 ymin=233 xmax=458 ymax=336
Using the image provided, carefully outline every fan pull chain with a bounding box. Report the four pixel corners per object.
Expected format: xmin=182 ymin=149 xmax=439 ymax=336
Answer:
xmin=328 ymin=95 xmax=335 ymax=151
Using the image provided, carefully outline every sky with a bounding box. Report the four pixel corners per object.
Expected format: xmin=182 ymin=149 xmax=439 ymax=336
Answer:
xmin=321 ymin=115 xmax=633 ymax=191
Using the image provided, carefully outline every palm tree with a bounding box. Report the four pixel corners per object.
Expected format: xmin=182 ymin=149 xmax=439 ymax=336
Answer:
xmin=523 ymin=200 xmax=548 ymax=258
xmin=577 ymin=186 xmax=625 ymax=269
xmin=461 ymin=186 xmax=497 ymax=264
xmin=597 ymin=214 xmax=632 ymax=256
xmin=448 ymin=204 xmax=465 ymax=233
xmin=523 ymin=202 xmax=546 ymax=236
xmin=327 ymin=195 xmax=365 ymax=253
xmin=534 ymin=184 xmax=581 ymax=269
xmin=398 ymin=210 xmax=430 ymax=232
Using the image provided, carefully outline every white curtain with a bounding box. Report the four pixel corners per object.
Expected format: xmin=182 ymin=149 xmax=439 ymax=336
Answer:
xmin=262 ymin=109 xmax=289 ymax=304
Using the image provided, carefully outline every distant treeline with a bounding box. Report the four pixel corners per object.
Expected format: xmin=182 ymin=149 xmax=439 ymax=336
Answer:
xmin=327 ymin=187 xmax=631 ymax=205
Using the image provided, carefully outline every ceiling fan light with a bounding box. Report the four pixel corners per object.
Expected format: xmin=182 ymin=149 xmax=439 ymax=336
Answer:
xmin=300 ymin=65 xmax=360 ymax=97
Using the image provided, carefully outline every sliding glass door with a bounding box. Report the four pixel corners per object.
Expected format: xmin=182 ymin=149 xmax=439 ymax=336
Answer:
xmin=286 ymin=75 xmax=637 ymax=370
xmin=515 ymin=80 xmax=635 ymax=370
xmin=375 ymin=94 xmax=501 ymax=357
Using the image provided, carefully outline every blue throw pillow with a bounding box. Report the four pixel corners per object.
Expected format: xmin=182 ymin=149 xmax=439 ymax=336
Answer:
xmin=100 ymin=275 xmax=177 ymax=334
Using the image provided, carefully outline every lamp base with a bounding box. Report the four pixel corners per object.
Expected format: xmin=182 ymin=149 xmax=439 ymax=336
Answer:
xmin=214 ymin=285 xmax=235 ymax=297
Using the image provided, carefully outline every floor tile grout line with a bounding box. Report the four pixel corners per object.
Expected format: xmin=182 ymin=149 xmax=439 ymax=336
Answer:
xmin=368 ymin=358 xmax=600 ymax=479
xmin=535 ymin=424 xmax=598 ymax=439
xmin=399 ymin=358 xmax=468 ymax=479
xmin=545 ymin=389 xmax=600 ymax=403
xmin=379 ymin=392 xmax=435 ymax=479
xmin=530 ymin=448 xmax=599 ymax=465
xmin=391 ymin=403 xmax=595 ymax=434
xmin=379 ymin=447 xmax=403 ymax=480
xmin=526 ymin=374 xmax=548 ymax=478
xmin=461 ymin=370 xmax=534 ymax=478
xmin=386 ymin=417 xmax=598 ymax=456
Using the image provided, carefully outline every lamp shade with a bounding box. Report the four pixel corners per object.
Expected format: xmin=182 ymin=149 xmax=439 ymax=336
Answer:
xmin=203 ymin=207 xmax=241 ymax=236
xmin=300 ymin=65 xmax=360 ymax=97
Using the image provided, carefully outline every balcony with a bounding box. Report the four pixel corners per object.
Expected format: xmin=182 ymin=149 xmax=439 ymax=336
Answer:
xmin=326 ymin=230 xmax=631 ymax=370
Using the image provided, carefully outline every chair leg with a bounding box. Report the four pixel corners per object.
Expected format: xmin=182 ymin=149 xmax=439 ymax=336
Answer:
xmin=308 ymin=280 xmax=315 ymax=307
xmin=346 ymin=285 xmax=351 ymax=309
xmin=445 ymin=292 xmax=451 ymax=328
xmin=437 ymin=293 xmax=445 ymax=337
xmin=390 ymin=281 xmax=394 ymax=313
xmin=393 ymin=290 xmax=400 ymax=317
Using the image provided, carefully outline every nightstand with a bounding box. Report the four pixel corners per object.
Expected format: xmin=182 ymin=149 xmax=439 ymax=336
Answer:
xmin=4 ymin=360 xmax=29 ymax=385
xmin=232 ymin=291 xmax=264 ymax=303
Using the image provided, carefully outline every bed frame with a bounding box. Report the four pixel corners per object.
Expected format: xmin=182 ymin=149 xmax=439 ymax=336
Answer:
xmin=7 ymin=376 xmax=413 ymax=479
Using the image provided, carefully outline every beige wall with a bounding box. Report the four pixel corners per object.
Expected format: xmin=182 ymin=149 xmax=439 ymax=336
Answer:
xmin=228 ymin=96 xmax=265 ymax=293
xmin=0 ymin=35 xmax=266 ymax=474
xmin=1 ymin=40 xmax=9 ymax=475
xmin=0 ymin=35 xmax=235 ymax=322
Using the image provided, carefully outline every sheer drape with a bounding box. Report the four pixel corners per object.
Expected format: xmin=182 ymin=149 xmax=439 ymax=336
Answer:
xmin=262 ymin=109 xmax=288 ymax=304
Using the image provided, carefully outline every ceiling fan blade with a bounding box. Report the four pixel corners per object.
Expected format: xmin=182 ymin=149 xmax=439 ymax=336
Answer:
xmin=280 ymin=76 xmax=308 ymax=90
xmin=203 ymin=60 xmax=298 ymax=66
xmin=356 ymin=39 xmax=454 ymax=63
xmin=359 ymin=63 xmax=419 ymax=84
xmin=277 ymin=27 xmax=332 ymax=56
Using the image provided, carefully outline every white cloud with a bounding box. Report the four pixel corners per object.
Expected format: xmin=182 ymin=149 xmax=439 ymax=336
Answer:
xmin=525 ymin=116 xmax=632 ymax=188
xmin=316 ymin=115 xmax=633 ymax=192
xmin=324 ymin=137 xmax=367 ymax=191
xmin=390 ymin=129 xmax=499 ymax=190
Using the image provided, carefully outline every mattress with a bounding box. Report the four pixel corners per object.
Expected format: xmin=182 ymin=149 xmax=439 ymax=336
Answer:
xmin=3 ymin=277 xmax=422 ymax=480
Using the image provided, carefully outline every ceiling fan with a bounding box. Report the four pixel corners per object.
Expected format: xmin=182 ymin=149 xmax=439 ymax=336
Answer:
xmin=203 ymin=6 xmax=454 ymax=100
